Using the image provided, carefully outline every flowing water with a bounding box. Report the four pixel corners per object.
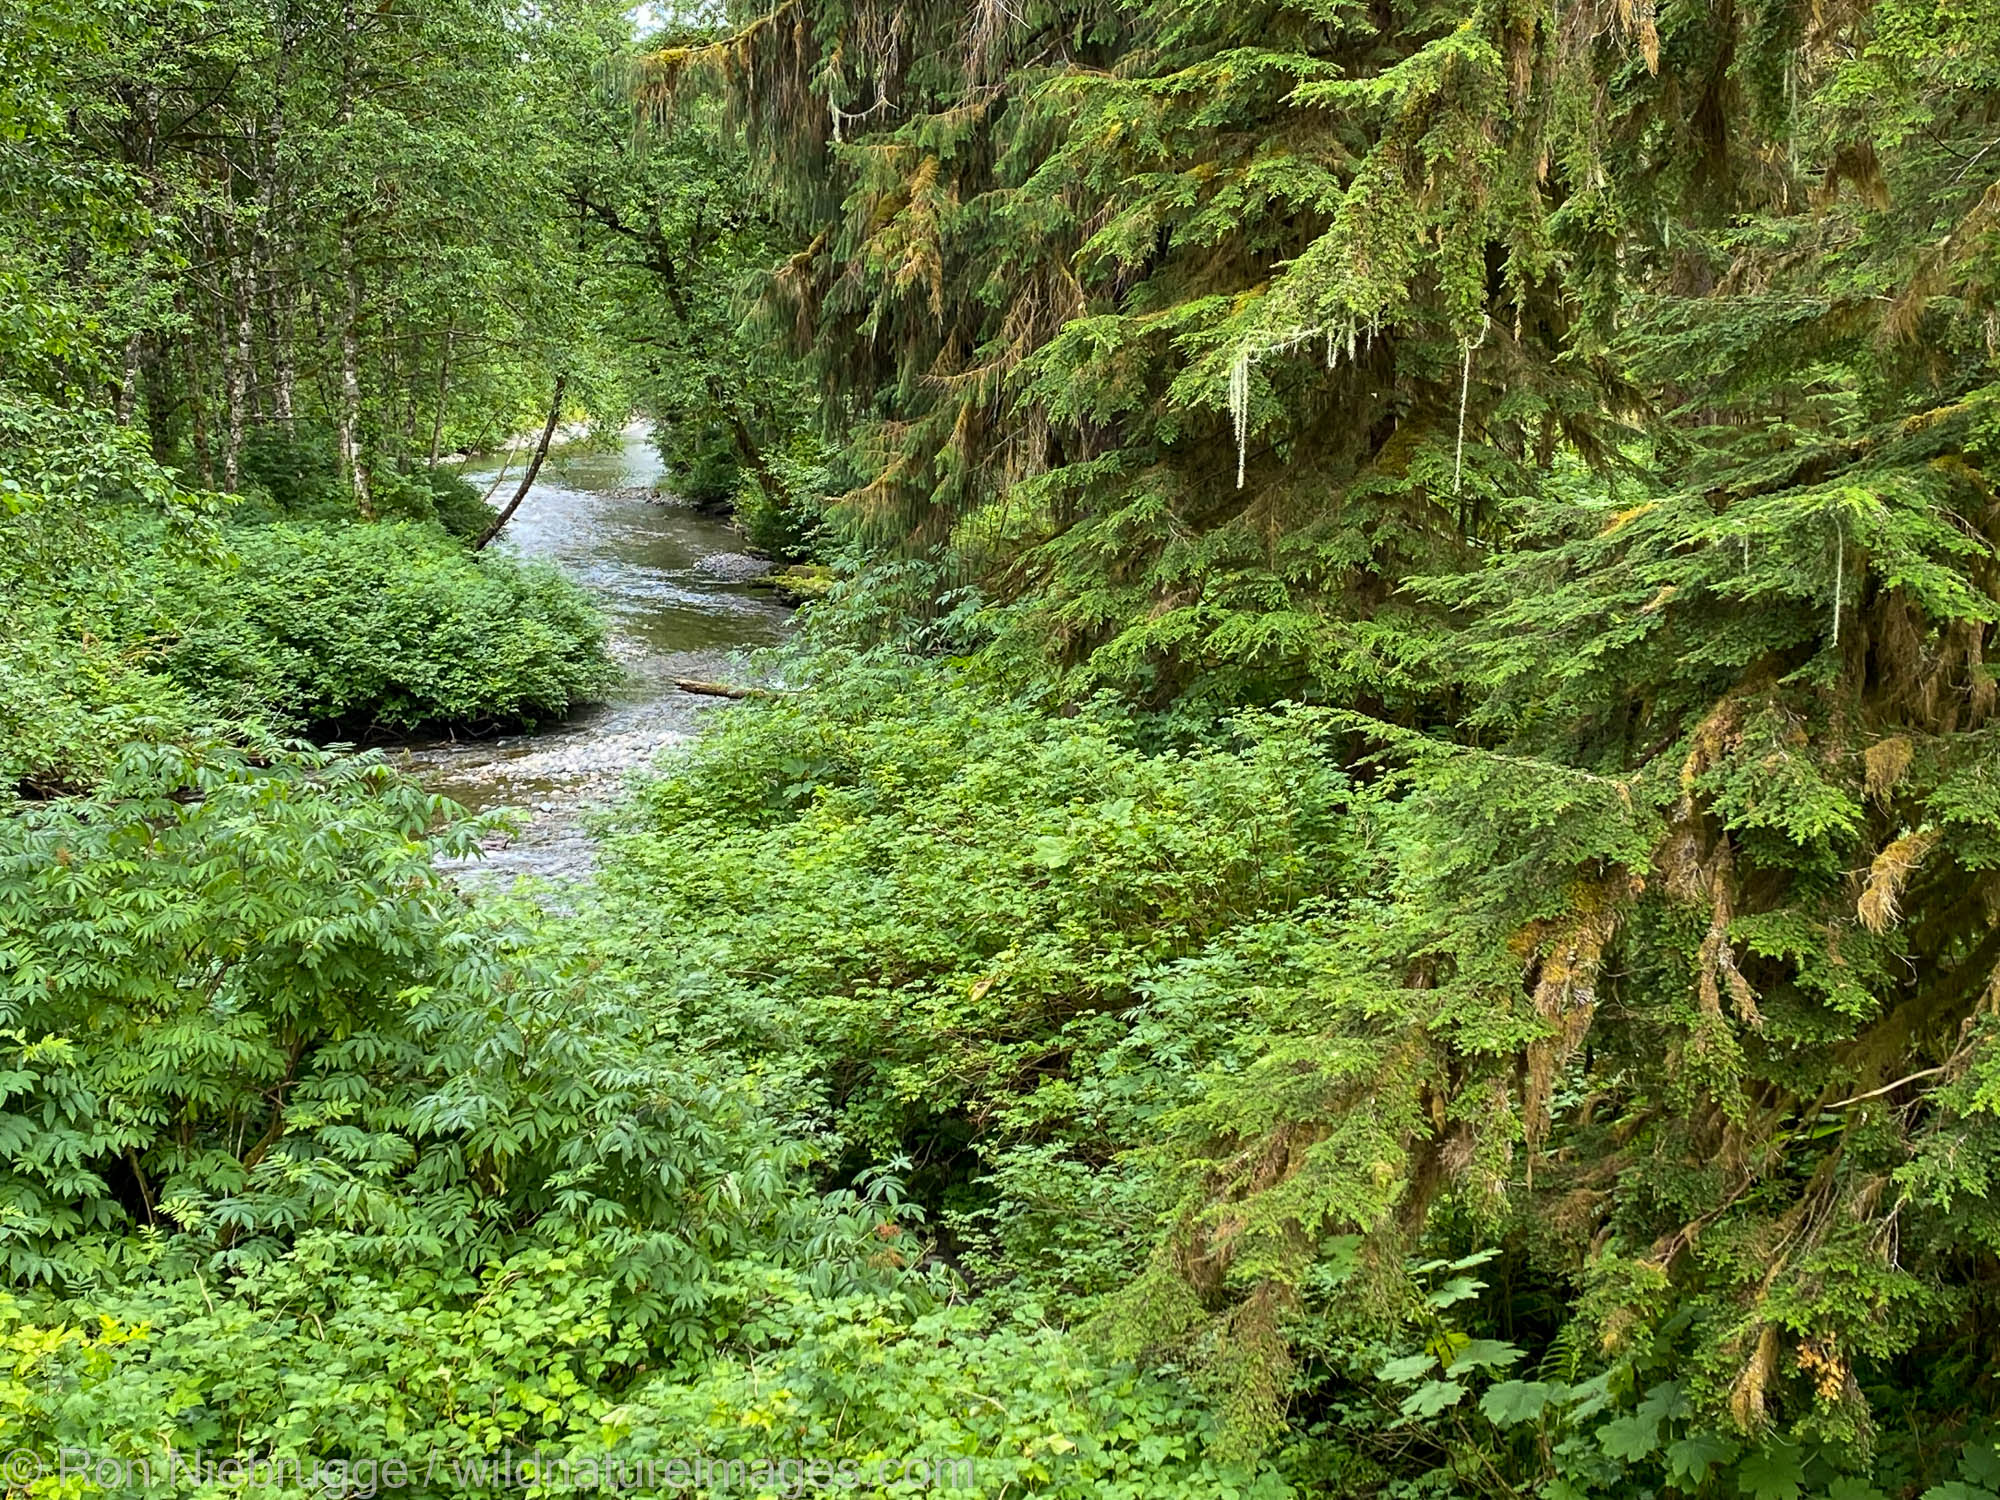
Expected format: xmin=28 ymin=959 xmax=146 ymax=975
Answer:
xmin=394 ymin=426 xmax=793 ymax=882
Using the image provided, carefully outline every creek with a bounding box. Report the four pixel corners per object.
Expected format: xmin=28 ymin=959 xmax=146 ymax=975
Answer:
xmin=395 ymin=425 xmax=793 ymax=881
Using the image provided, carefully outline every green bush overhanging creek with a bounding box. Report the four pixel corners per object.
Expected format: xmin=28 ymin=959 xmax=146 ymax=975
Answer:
xmin=6 ymin=0 xmax=2000 ymax=1494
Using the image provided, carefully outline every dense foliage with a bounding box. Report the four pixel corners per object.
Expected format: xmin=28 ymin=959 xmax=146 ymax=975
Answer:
xmin=612 ymin=0 xmax=2000 ymax=1491
xmin=9 ymin=0 xmax=2000 ymax=1490
xmin=588 ymin=652 xmax=2000 ymax=1494
xmin=0 ymin=740 xmax=1270 ymax=1494
xmin=1 ymin=0 xmax=1270 ymax=1486
xmin=151 ymin=523 xmax=615 ymax=733
xmin=3 ymin=511 xmax=612 ymax=785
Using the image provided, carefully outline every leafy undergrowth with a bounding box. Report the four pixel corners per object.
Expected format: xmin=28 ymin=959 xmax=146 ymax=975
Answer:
xmin=0 ymin=398 xmax=613 ymax=796
xmin=581 ymin=651 xmax=2000 ymax=1498
xmin=145 ymin=520 xmax=617 ymax=736
xmin=0 ymin=735 xmax=1281 ymax=1497
xmin=590 ymin=653 xmax=1350 ymax=1296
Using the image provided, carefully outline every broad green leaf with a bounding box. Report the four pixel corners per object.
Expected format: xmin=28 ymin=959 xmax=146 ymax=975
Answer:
xmin=1965 ymin=1448 xmax=2000 ymax=1489
xmin=1600 ymin=1412 xmax=1662 ymax=1462
xmin=1398 ymin=1379 xmax=1467 ymax=1419
xmin=1567 ymin=1369 xmax=1616 ymax=1422
xmin=1637 ymin=1381 xmax=1691 ymax=1423
xmin=1376 ymin=1353 xmax=1438 ymax=1384
xmin=1480 ymin=1380 xmax=1556 ymax=1428
xmin=1426 ymin=1275 xmax=1486 ymax=1308
xmin=1738 ymin=1445 xmax=1807 ymax=1500
xmin=1316 ymin=1234 xmax=1363 ymax=1286
xmin=1448 ymin=1337 xmax=1524 ymax=1371
xmin=1668 ymin=1432 xmax=1739 ymax=1487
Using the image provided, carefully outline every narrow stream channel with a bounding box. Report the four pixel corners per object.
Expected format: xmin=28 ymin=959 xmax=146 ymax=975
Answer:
xmin=394 ymin=425 xmax=794 ymax=882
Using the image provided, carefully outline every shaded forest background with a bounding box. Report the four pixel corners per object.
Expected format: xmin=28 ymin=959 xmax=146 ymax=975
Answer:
xmin=4 ymin=0 xmax=2000 ymax=1495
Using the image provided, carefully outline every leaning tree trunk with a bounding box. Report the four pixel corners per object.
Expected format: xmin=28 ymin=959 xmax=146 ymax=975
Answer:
xmin=476 ymin=372 xmax=568 ymax=551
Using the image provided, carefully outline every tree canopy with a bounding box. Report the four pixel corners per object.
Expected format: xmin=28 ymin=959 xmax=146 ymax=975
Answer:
xmin=4 ymin=0 xmax=2000 ymax=1494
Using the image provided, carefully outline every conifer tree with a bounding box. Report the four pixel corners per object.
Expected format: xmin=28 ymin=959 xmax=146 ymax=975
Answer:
xmin=688 ymin=0 xmax=2000 ymax=1478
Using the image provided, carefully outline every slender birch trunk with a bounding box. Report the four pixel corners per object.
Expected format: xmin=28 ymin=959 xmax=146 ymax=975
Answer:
xmin=337 ymin=223 xmax=370 ymax=514
xmin=238 ymin=252 xmax=262 ymax=421
xmin=261 ymin=3 xmax=295 ymax=426
xmin=222 ymin=212 xmax=251 ymax=491
xmin=334 ymin=0 xmax=371 ymax=515
xmin=115 ymin=334 xmax=143 ymax=425
xmin=429 ymin=329 xmax=453 ymax=464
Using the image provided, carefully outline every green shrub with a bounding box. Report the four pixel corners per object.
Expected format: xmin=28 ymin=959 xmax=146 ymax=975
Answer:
xmin=657 ymin=418 xmax=741 ymax=508
xmin=0 ymin=735 xmax=1284 ymax=1497
xmin=236 ymin=426 xmax=497 ymax=540
xmin=425 ymin=468 xmax=500 ymax=540
xmin=237 ymin=422 xmax=349 ymax=520
xmin=590 ymin=654 xmax=1350 ymax=1302
xmin=0 ymin=407 xmax=224 ymax=794
xmin=0 ymin=617 xmax=210 ymax=795
xmin=580 ymin=651 xmax=2000 ymax=1495
xmin=150 ymin=521 xmax=616 ymax=733
xmin=729 ymin=430 xmax=830 ymax=561
xmin=0 ymin=739 xmax=851 ymax=1282
xmin=372 ymin=463 xmax=498 ymax=541
xmin=653 ymin=422 xmax=827 ymax=560
xmin=0 ymin=1268 xmax=1284 ymax=1499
